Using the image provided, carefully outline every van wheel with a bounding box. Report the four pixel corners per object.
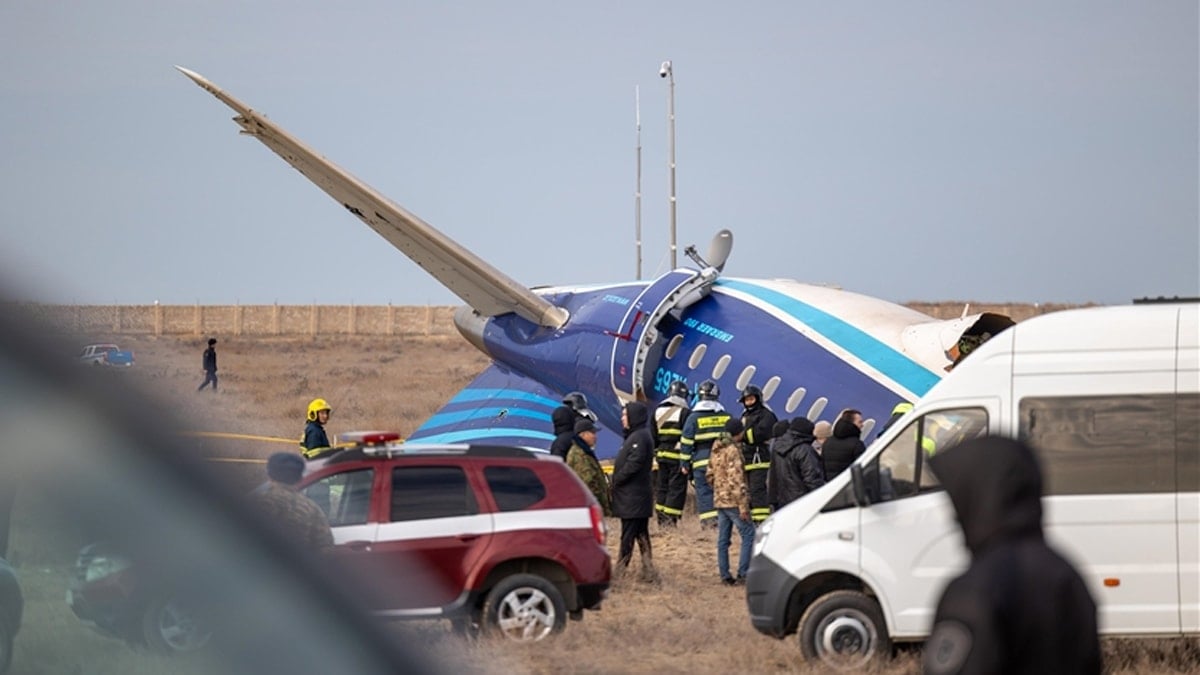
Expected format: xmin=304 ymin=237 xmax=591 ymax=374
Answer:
xmin=798 ymin=590 xmax=891 ymax=670
xmin=482 ymin=574 xmax=566 ymax=643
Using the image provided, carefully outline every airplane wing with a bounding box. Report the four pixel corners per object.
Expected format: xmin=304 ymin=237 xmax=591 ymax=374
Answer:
xmin=408 ymin=363 xmax=622 ymax=460
xmin=176 ymin=67 xmax=567 ymax=329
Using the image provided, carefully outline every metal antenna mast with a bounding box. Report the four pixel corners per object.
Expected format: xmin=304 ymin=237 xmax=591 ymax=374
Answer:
xmin=635 ymin=86 xmax=643 ymax=280
xmin=660 ymin=60 xmax=677 ymax=269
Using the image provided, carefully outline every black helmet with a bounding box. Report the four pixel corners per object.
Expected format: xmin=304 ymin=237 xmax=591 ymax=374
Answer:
xmin=667 ymin=380 xmax=689 ymax=399
xmin=562 ymin=391 xmax=589 ymax=412
xmin=696 ymin=380 xmax=720 ymax=401
xmin=740 ymin=384 xmax=763 ymax=405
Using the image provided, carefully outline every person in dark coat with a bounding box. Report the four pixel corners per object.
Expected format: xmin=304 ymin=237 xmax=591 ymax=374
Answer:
xmin=821 ymin=409 xmax=866 ymax=478
xmin=765 ymin=419 xmax=791 ymax=509
xmin=738 ymin=384 xmax=778 ymax=524
xmin=923 ymin=437 xmax=1100 ymax=675
xmin=771 ymin=417 xmax=825 ymax=508
xmin=610 ymin=401 xmax=657 ymax=582
xmin=197 ymin=338 xmax=218 ymax=392
xmin=550 ymin=391 xmax=596 ymax=459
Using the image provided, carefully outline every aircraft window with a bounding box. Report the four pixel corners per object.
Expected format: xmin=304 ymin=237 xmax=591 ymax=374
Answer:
xmin=785 ymin=388 xmax=807 ymax=414
xmin=665 ymin=334 xmax=684 ymax=359
xmin=807 ymin=397 xmax=828 ymax=421
xmin=712 ymin=354 xmax=732 ymax=379
xmin=860 ymin=419 xmax=876 ymax=440
xmin=762 ymin=376 xmax=781 ymax=402
xmin=687 ymin=343 xmax=707 ymax=369
xmin=735 ymin=365 xmax=757 ymax=391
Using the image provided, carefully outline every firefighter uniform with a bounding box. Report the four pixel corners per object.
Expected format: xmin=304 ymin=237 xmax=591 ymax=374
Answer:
xmin=651 ymin=393 xmax=691 ymax=525
xmin=740 ymin=393 xmax=778 ymax=524
xmin=681 ymin=402 xmax=730 ymax=527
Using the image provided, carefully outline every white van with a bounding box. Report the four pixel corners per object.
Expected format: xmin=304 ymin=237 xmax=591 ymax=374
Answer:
xmin=745 ymin=301 xmax=1198 ymax=668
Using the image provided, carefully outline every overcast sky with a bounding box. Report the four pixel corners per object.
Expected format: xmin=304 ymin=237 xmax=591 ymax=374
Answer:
xmin=0 ymin=2 xmax=1195 ymax=306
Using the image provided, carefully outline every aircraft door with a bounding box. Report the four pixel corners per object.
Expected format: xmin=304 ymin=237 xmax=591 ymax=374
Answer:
xmin=609 ymin=268 xmax=718 ymax=401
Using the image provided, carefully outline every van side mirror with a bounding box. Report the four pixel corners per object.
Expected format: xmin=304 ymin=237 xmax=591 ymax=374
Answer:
xmin=850 ymin=463 xmax=870 ymax=506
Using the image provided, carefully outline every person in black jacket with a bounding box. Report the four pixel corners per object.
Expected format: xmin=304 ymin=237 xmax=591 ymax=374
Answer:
xmin=821 ymin=409 xmax=866 ymax=478
xmin=765 ymin=419 xmax=791 ymax=509
xmin=651 ymin=380 xmax=691 ymax=525
xmin=197 ymin=338 xmax=218 ymax=392
xmin=771 ymin=417 xmax=825 ymax=508
xmin=739 ymin=385 xmax=778 ymax=524
xmin=610 ymin=401 xmax=657 ymax=582
xmin=549 ymin=391 xmax=596 ymax=459
xmin=923 ymin=437 xmax=1100 ymax=675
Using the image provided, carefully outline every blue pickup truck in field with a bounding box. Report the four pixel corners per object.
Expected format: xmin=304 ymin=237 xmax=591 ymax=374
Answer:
xmin=78 ymin=343 xmax=135 ymax=367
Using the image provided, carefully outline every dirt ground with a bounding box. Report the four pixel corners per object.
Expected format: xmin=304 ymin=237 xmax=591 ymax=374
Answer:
xmin=41 ymin=332 xmax=1200 ymax=674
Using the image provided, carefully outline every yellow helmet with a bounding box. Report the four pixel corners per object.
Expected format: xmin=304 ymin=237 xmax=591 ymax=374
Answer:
xmin=306 ymin=398 xmax=332 ymax=422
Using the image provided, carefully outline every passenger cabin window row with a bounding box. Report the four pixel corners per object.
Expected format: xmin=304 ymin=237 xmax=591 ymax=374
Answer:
xmin=671 ymin=331 xmax=809 ymax=413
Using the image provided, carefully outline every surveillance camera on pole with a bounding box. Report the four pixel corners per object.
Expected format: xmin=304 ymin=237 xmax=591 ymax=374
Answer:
xmin=659 ymin=61 xmax=672 ymax=78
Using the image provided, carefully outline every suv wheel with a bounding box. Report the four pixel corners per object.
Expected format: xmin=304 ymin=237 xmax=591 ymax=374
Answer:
xmin=798 ymin=589 xmax=890 ymax=670
xmin=482 ymin=574 xmax=566 ymax=642
xmin=141 ymin=594 xmax=212 ymax=654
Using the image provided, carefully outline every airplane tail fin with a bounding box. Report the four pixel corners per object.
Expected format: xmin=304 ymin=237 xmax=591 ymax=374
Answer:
xmin=176 ymin=67 xmax=568 ymax=329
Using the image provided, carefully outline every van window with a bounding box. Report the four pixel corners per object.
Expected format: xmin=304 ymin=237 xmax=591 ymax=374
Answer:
xmin=1019 ymin=394 xmax=1186 ymax=495
xmin=866 ymin=408 xmax=988 ymax=503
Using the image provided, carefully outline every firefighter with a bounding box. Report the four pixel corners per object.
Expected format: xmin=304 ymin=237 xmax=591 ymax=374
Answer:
xmin=300 ymin=397 xmax=335 ymax=460
xmin=651 ymin=380 xmax=691 ymax=526
xmin=738 ymin=384 xmax=777 ymax=524
xmin=680 ymin=380 xmax=730 ymax=529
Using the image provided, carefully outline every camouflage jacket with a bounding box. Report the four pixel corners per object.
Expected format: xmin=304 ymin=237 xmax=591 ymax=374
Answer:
xmin=566 ymin=442 xmax=612 ymax=516
xmin=707 ymin=434 xmax=749 ymax=512
xmin=250 ymin=482 xmax=334 ymax=550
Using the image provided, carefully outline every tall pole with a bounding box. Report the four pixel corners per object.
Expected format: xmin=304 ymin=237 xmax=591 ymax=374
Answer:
xmin=661 ymin=60 xmax=677 ymax=269
xmin=635 ymin=86 xmax=643 ymax=280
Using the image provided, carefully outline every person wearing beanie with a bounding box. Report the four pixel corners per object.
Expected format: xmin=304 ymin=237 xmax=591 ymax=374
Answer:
xmin=249 ymin=452 xmax=332 ymax=551
xmin=706 ymin=418 xmax=754 ymax=585
xmin=566 ymin=418 xmax=611 ymax=516
xmin=197 ymin=337 xmax=218 ymax=392
xmin=812 ymin=420 xmax=833 ymax=454
xmin=771 ymin=417 xmax=826 ymax=508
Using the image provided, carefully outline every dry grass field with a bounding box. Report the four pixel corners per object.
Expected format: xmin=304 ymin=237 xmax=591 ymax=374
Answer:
xmin=9 ymin=331 xmax=1196 ymax=674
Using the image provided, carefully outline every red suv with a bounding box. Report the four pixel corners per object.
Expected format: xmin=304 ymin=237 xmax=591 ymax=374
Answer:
xmin=298 ymin=434 xmax=610 ymax=642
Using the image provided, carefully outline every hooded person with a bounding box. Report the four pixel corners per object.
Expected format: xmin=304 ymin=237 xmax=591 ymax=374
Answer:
xmin=765 ymin=419 xmax=793 ymax=509
xmin=820 ymin=410 xmax=866 ymax=478
xmin=923 ymin=437 xmax=1100 ymax=675
xmin=550 ymin=392 xmax=597 ymax=459
xmin=770 ymin=417 xmax=826 ymax=508
xmin=610 ymin=401 xmax=657 ymax=581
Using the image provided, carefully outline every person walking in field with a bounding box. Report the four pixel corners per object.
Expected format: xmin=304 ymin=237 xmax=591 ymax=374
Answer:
xmin=197 ymin=338 xmax=218 ymax=392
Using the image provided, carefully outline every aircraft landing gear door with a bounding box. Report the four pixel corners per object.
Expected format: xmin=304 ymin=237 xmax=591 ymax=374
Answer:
xmin=609 ymin=268 xmax=718 ymax=401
